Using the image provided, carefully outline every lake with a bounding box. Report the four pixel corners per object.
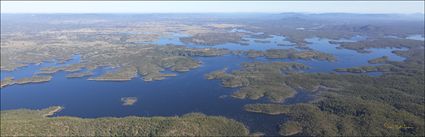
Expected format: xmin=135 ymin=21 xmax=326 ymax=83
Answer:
xmin=0 ymin=34 xmax=408 ymax=135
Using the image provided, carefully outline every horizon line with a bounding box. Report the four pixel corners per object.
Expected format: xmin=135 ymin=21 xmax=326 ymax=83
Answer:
xmin=1 ymin=12 xmax=424 ymax=14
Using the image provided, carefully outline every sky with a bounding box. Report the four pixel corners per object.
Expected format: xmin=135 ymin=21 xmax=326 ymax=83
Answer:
xmin=1 ymin=1 xmax=424 ymax=14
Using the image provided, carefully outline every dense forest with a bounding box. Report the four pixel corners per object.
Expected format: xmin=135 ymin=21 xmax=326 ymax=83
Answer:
xmin=1 ymin=106 xmax=249 ymax=136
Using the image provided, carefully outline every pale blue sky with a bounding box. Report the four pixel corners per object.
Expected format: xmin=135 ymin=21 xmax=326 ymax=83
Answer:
xmin=1 ymin=1 xmax=424 ymax=14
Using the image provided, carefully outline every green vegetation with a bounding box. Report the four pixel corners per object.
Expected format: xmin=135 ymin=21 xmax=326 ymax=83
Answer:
xmin=368 ymin=56 xmax=389 ymax=64
xmin=88 ymin=66 xmax=138 ymax=81
xmin=2 ymin=13 xmax=424 ymax=136
xmin=206 ymin=62 xmax=309 ymax=102
xmin=15 ymin=75 xmax=53 ymax=85
xmin=243 ymin=13 xmax=424 ymax=47
xmin=137 ymin=63 xmax=178 ymax=82
xmin=279 ymin=121 xmax=302 ymax=136
xmin=331 ymin=38 xmax=424 ymax=53
xmin=1 ymin=75 xmax=52 ymax=88
xmin=244 ymin=49 xmax=336 ymax=61
xmin=1 ymin=20 xmax=234 ymax=83
xmin=66 ymin=71 xmax=93 ymax=78
xmin=239 ymin=46 xmax=424 ymax=136
xmin=244 ymin=104 xmax=290 ymax=115
xmin=38 ymin=64 xmax=85 ymax=74
xmin=180 ymin=32 xmax=247 ymax=46
xmin=0 ymin=77 xmax=14 ymax=88
xmin=1 ymin=106 xmax=250 ymax=136
xmin=1 ymin=36 xmax=230 ymax=83
xmin=264 ymin=49 xmax=336 ymax=61
xmin=246 ymin=95 xmax=424 ymax=136
xmin=334 ymin=65 xmax=393 ymax=73
xmin=244 ymin=50 xmax=264 ymax=58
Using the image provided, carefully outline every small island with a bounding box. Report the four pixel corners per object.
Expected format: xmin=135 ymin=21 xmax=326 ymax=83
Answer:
xmin=121 ymin=97 xmax=138 ymax=106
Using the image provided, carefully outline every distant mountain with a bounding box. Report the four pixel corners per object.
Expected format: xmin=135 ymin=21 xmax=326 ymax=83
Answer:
xmin=275 ymin=12 xmax=424 ymax=21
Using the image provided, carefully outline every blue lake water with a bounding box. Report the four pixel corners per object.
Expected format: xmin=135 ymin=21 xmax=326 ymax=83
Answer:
xmin=300 ymin=37 xmax=405 ymax=73
xmin=150 ymin=31 xmax=295 ymax=51
xmin=183 ymin=35 xmax=294 ymax=51
xmin=1 ymin=55 xmax=286 ymax=135
xmin=0 ymin=34 xmax=408 ymax=135
xmin=0 ymin=55 xmax=81 ymax=80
